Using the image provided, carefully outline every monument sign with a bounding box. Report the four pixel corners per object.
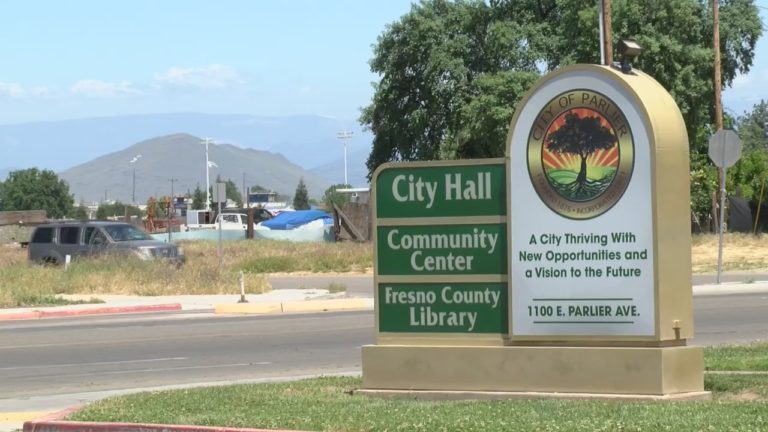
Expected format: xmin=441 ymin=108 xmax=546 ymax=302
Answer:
xmin=361 ymin=64 xmax=706 ymax=399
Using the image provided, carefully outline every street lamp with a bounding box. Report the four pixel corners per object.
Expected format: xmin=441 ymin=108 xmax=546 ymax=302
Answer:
xmin=202 ymin=138 xmax=213 ymax=211
xmin=337 ymin=130 xmax=353 ymax=185
xmin=129 ymin=154 xmax=142 ymax=204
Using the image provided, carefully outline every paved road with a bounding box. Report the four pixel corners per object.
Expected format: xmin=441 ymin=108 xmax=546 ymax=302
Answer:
xmin=2 ymin=291 xmax=768 ymax=408
xmin=694 ymin=292 xmax=768 ymax=345
xmin=0 ymin=310 xmax=371 ymax=402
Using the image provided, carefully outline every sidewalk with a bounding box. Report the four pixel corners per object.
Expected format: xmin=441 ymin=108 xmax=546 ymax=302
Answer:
xmin=0 ymin=289 xmax=374 ymax=321
xmin=2 ymin=279 xmax=768 ymax=322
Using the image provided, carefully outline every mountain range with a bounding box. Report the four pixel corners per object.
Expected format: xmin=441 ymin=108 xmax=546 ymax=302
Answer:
xmin=0 ymin=113 xmax=373 ymax=203
xmin=59 ymin=133 xmax=339 ymax=204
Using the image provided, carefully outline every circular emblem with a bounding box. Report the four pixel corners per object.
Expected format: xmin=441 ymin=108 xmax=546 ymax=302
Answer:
xmin=527 ymin=90 xmax=634 ymax=219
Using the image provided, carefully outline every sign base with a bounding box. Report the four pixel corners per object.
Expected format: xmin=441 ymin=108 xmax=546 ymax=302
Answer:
xmin=362 ymin=345 xmax=705 ymax=396
xmin=355 ymin=389 xmax=710 ymax=402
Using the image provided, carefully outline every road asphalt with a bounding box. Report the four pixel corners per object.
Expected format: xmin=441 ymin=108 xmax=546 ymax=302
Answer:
xmin=2 ymin=276 xmax=768 ymax=432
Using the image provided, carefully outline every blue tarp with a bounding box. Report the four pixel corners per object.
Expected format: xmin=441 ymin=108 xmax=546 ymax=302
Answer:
xmin=259 ymin=210 xmax=333 ymax=230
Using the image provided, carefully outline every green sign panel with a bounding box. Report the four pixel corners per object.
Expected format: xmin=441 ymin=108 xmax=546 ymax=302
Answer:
xmin=376 ymin=163 xmax=506 ymax=218
xmin=379 ymin=282 xmax=508 ymax=333
xmin=377 ymin=224 xmax=507 ymax=275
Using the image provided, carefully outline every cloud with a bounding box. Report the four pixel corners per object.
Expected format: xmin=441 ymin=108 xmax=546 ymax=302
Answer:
xmin=0 ymin=82 xmax=25 ymax=98
xmin=70 ymin=80 xmax=141 ymax=97
xmin=155 ymin=64 xmax=243 ymax=89
xmin=0 ymin=82 xmax=49 ymax=98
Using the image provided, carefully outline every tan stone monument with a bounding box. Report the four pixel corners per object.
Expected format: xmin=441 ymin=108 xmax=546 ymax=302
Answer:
xmin=360 ymin=64 xmax=707 ymax=400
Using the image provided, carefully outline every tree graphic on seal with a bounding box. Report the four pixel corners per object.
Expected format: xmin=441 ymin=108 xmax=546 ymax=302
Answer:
xmin=545 ymin=112 xmax=618 ymax=201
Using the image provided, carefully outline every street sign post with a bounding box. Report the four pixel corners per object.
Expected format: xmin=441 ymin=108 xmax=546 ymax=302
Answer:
xmin=213 ymin=182 xmax=227 ymax=270
xmin=708 ymin=129 xmax=742 ymax=168
xmin=708 ymin=130 xmax=743 ymax=284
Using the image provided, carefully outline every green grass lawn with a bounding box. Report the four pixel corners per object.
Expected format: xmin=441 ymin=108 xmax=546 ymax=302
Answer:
xmin=69 ymin=343 xmax=768 ymax=432
xmin=705 ymin=343 xmax=768 ymax=371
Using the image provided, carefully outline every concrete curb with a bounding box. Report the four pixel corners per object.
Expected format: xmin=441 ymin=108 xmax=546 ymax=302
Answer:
xmin=215 ymin=298 xmax=372 ymax=315
xmin=20 ymin=399 xmax=309 ymax=432
xmin=692 ymin=282 xmax=768 ymax=296
xmin=26 ymin=406 xmax=84 ymax=423
xmin=0 ymin=304 xmax=182 ymax=321
xmin=22 ymin=420 xmax=307 ymax=432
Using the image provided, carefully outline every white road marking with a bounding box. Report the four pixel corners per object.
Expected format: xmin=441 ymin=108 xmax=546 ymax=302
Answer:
xmin=0 ymin=357 xmax=189 ymax=371
xmin=60 ymin=362 xmax=272 ymax=377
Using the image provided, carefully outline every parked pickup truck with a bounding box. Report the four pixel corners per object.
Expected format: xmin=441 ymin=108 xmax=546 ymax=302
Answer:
xmin=184 ymin=209 xmax=273 ymax=231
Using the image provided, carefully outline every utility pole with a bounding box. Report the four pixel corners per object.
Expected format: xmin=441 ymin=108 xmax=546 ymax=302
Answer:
xmin=242 ymin=172 xmax=247 ymax=208
xmin=170 ymin=178 xmax=177 ymax=201
xmin=713 ymin=0 xmax=723 ymax=233
xmin=168 ymin=178 xmax=177 ymax=242
xmin=600 ymin=0 xmax=613 ymax=66
xmin=713 ymin=0 xmax=723 ymax=131
xmin=337 ymin=130 xmax=353 ymax=185
xmin=129 ymin=154 xmax=142 ymax=205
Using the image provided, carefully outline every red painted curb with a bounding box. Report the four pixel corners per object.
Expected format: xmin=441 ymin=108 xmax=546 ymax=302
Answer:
xmin=33 ymin=406 xmax=84 ymax=422
xmin=0 ymin=304 xmax=182 ymax=321
xmin=23 ymin=420 xmax=307 ymax=432
xmin=0 ymin=310 xmax=42 ymax=320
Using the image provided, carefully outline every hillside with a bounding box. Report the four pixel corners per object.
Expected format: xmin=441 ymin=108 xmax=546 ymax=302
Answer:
xmin=58 ymin=134 xmax=332 ymax=204
xmin=309 ymin=146 xmax=371 ymax=187
xmin=0 ymin=113 xmax=371 ymax=186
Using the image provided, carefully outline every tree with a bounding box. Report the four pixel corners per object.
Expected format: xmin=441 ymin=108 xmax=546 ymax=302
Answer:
xmin=736 ymin=99 xmax=768 ymax=152
xmin=546 ymin=113 xmax=617 ymax=187
xmin=360 ymin=0 xmax=762 ymax=178
xmin=726 ymin=100 xmax=768 ymax=211
xmin=293 ymin=178 xmax=310 ymax=210
xmin=95 ymin=202 xmax=141 ymax=220
xmin=0 ymin=168 xmax=74 ymax=218
xmin=224 ymin=179 xmax=243 ymax=207
xmin=146 ymin=196 xmax=169 ymax=219
xmin=322 ymin=183 xmax=352 ymax=211
xmin=361 ymin=0 xmax=544 ymax=174
xmin=208 ymin=176 xmax=243 ymax=208
xmin=71 ymin=203 xmax=89 ymax=220
xmin=191 ymin=184 xmax=206 ymax=210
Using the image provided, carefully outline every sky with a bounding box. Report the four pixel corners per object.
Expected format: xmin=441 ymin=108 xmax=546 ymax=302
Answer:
xmin=0 ymin=0 xmax=765 ymax=126
xmin=0 ymin=0 xmax=414 ymax=125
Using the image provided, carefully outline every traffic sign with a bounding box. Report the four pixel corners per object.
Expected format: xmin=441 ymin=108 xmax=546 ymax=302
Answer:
xmin=211 ymin=182 xmax=227 ymax=202
xmin=708 ymin=129 xmax=742 ymax=168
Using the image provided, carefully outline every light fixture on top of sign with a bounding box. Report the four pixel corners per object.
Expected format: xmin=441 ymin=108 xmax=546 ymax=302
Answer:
xmin=616 ymin=39 xmax=642 ymax=74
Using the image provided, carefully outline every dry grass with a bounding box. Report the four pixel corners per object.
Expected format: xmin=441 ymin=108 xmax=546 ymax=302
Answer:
xmin=692 ymin=233 xmax=768 ymax=273
xmin=0 ymin=233 xmax=764 ymax=308
xmin=0 ymin=239 xmax=372 ymax=308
